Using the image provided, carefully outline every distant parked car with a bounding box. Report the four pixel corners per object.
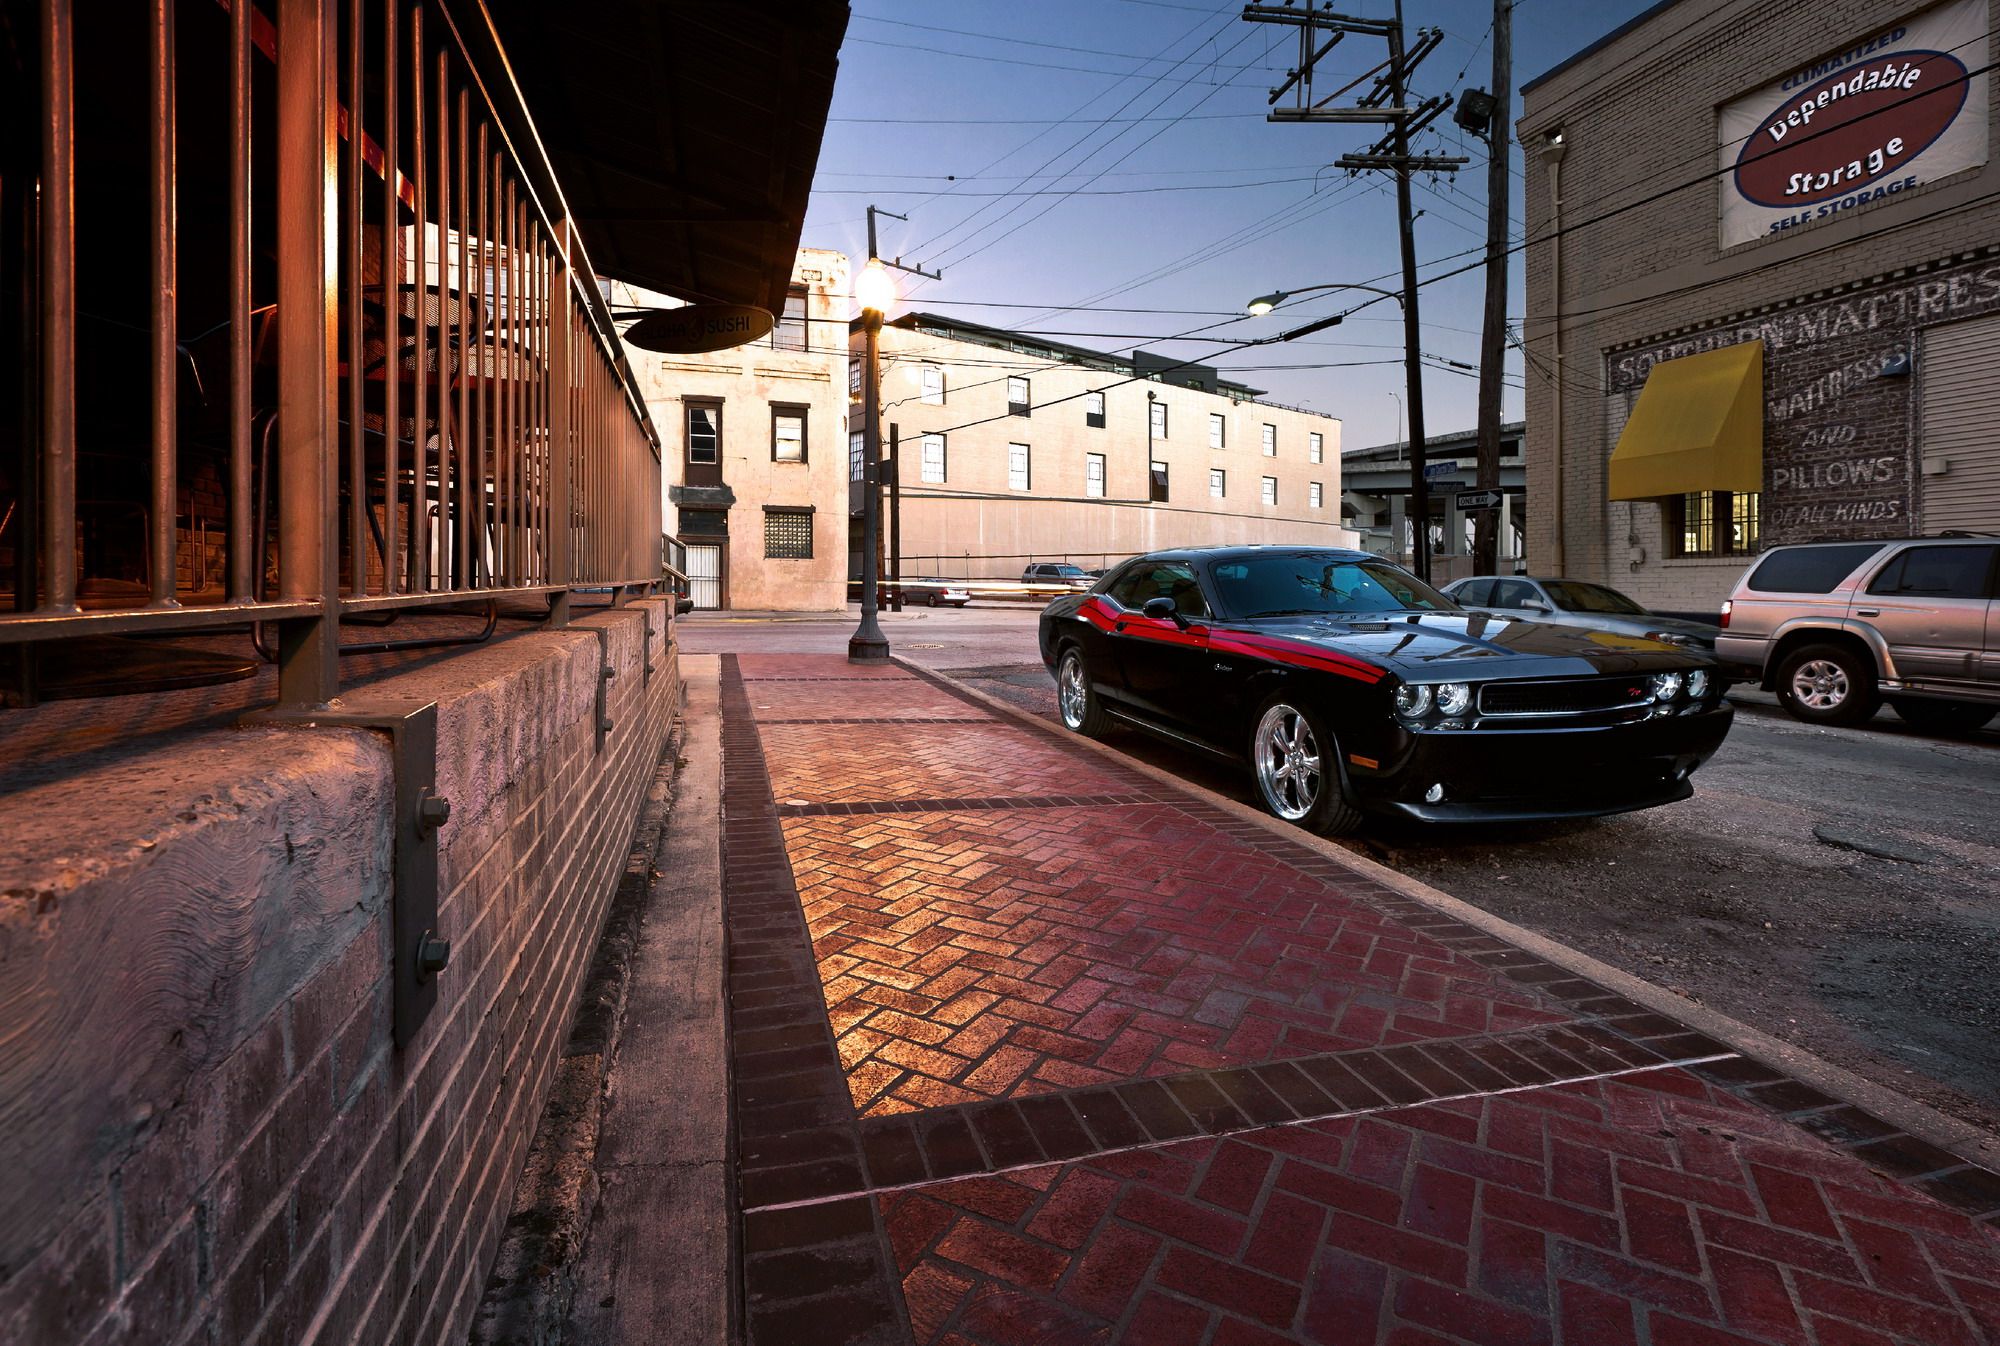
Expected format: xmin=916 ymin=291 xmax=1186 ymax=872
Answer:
xmin=1716 ymin=535 xmax=1998 ymax=733
xmin=1022 ymin=562 xmax=1094 ymax=590
xmin=906 ymin=578 xmax=971 ymax=608
xmin=1442 ymin=575 xmax=1721 ymax=653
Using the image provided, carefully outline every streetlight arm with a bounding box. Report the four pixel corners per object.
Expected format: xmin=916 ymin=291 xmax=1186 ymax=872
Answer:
xmin=1246 ymin=280 xmax=1406 ymax=316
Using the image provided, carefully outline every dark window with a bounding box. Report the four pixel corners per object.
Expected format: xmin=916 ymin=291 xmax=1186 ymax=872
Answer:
xmin=771 ymin=287 xmax=808 ymax=351
xmin=1085 ymin=391 xmax=1105 ymax=428
xmin=1668 ymin=490 xmax=1760 ymax=557
xmin=1149 ymin=461 xmax=1169 ymax=503
xmin=1210 ymin=554 xmax=1453 ymax=617
xmin=1489 ymin=579 xmax=1540 ymax=608
xmin=1454 ymin=578 xmax=1494 ymax=605
xmin=1108 ymin=563 xmax=1207 ymax=617
xmin=1544 ymin=580 xmax=1647 ymax=614
xmin=679 ymin=508 xmax=728 ymax=537
xmin=1867 ymin=545 xmax=1996 ymax=599
xmin=686 ymin=402 xmax=721 ymax=464
xmin=764 ymin=508 xmax=813 ymax=559
xmin=1008 ymin=376 xmax=1031 ymax=416
xmin=1747 ymin=544 xmax=1887 ymax=594
xmin=772 ymin=405 xmax=807 ymax=463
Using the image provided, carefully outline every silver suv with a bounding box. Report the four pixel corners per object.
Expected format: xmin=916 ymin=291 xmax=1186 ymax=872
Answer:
xmin=1717 ymin=536 xmax=1998 ymax=733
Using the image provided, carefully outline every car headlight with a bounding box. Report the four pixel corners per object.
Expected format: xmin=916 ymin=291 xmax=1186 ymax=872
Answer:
xmin=1394 ymin=684 xmax=1432 ymax=718
xmin=1649 ymin=671 xmax=1685 ymax=702
xmin=1435 ymin=682 xmax=1474 ymax=716
xmin=1686 ymin=668 xmax=1710 ymax=699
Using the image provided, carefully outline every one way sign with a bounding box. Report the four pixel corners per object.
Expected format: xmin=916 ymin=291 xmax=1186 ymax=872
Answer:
xmin=1455 ymin=489 xmax=1503 ymax=511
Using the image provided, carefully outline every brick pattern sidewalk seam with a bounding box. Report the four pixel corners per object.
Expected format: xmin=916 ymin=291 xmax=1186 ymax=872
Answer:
xmin=719 ymin=655 xmax=2000 ymax=1346
xmin=779 ymin=793 xmax=1156 ymax=818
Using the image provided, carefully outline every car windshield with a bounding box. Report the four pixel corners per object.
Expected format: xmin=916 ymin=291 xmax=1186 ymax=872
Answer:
xmin=1050 ymin=564 xmax=1085 ymax=577
xmin=1543 ymin=580 xmax=1647 ymax=615
xmin=1210 ymin=554 xmax=1458 ymax=617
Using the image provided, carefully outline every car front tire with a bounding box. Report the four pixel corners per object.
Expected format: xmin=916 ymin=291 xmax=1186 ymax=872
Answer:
xmin=1889 ymin=697 xmax=1997 ymax=735
xmin=1775 ymin=642 xmax=1879 ymax=726
xmin=1250 ymin=697 xmax=1364 ymax=837
xmin=1056 ymin=647 xmax=1111 ymax=737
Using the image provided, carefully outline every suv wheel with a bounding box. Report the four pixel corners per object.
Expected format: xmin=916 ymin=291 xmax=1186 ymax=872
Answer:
xmin=1888 ymin=697 xmax=1997 ymax=735
xmin=1775 ymin=642 xmax=1879 ymax=726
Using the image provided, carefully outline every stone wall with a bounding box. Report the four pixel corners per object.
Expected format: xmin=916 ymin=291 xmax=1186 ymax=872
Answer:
xmin=0 ymin=600 xmax=679 ymax=1345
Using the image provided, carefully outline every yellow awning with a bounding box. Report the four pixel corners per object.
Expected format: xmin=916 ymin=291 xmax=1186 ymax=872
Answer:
xmin=1608 ymin=341 xmax=1764 ymax=500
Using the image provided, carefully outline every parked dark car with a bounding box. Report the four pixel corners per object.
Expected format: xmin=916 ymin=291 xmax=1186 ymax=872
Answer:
xmin=1039 ymin=547 xmax=1734 ymax=835
xmin=1442 ymin=575 xmax=1722 ymax=653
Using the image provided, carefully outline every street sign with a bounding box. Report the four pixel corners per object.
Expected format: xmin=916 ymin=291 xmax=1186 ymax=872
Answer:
xmin=1423 ymin=460 xmax=1458 ymax=481
xmin=1455 ymin=489 xmax=1503 ymax=511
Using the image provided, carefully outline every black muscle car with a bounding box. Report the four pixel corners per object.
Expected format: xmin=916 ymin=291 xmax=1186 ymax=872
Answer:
xmin=1037 ymin=547 xmax=1734 ymax=835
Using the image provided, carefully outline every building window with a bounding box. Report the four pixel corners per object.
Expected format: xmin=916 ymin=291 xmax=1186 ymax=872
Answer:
xmin=920 ymin=363 xmax=944 ymax=405
xmin=1007 ymin=375 xmax=1031 ymax=416
xmin=1309 ymin=481 xmax=1323 ymax=509
xmin=1261 ymin=424 xmax=1277 ymax=457
xmin=1149 ymin=399 xmax=1168 ymax=439
xmin=1668 ymin=491 xmax=1760 ymax=558
xmin=1086 ymin=453 xmax=1106 ymax=498
xmin=686 ymin=401 xmax=721 ymax=464
xmin=1261 ymin=476 xmax=1277 ymax=506
xmin=848 ymin=359 xmax=861 ymax=398
xmin=771 ymin=287 xmax=808 ymax=351
xmin=1209 ymin=468 xmax=1226 ymax=499
xmin=849 ymin=431 xmax=863 ymax=482
xmin=1085 ymin=391 xmax=1105 ymax=428
xmin=772 ymin=405 xmax=807 ymax=463
xmin=1150 ymin=461 xmax=1169 ymax=503
xmin=921 ymin=433 xmax=946 ymax=484
xmin=1309 ymin=432 xmax=1323 ymax=464
xmin=763 ymin=507 xmax=813 ymax=559
xmin=1209 ymin=413 xmax=1225 ymax=449
xmin=1009 ymin=443 xmax=1031 ymax=491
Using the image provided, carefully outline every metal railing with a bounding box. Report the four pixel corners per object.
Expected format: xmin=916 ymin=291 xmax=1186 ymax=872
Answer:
xmin=5 ymin=0 xmax=663 ymax=708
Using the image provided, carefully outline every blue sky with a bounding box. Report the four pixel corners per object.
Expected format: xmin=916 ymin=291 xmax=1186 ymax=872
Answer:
xmin=798 ymin=0 xmax=1661 ymax=450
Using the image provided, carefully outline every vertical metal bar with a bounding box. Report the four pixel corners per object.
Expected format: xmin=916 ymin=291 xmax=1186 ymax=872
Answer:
xmin=506 ymin=182 xmax=520 ymax=585
xmin=149 ymin=0 xmax=178 ymax=606
xmin=40 ymin=0 xmax=77 ymax=614
xmin=342 ymin=0 xmax=363 ymax=595
xmin=546 ymin=222 xmax=570 ymax=626
xmin=433 ymin=48 xmax=450 ymax=592
xmin=408 ymin=3 xmax=427 ymax=592
xmin=276 ymin=0 xmax=340 ymax=707
xmin=474 ymin=124 xmax=488 ymax=585
xmin=534 ymin=227 xmax=547 ymax=583
xmin=454 ymin=82 xmax=470 ymax=591
xmin=380 ymin=0 xmax=399 ymax=594
xmin=232 ymin=0 xmax=256 ymax=603
xmin=498 ymin=167 xmax=512 ymax=586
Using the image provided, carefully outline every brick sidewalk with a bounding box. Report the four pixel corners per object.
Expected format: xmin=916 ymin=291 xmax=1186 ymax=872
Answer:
xmin=718 ymin=654 xmax=2000 ymax=1346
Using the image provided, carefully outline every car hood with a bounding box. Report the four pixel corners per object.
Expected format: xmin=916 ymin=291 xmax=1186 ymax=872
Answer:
xmin=1232 ymin=610 xmax=1710 ymax=680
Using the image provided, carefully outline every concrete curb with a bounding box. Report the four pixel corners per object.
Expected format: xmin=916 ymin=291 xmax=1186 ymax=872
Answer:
xmin=897 ymin=655 xmax=2000 ymax=1173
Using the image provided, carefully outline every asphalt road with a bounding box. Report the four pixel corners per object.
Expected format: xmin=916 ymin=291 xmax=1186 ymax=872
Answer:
xmin=682 ymin=603 xmax=2000 ymax=1133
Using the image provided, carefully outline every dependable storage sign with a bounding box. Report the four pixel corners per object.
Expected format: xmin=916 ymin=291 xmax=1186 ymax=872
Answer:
xmin=1719 ymin=0 xmax=1989 ymax=248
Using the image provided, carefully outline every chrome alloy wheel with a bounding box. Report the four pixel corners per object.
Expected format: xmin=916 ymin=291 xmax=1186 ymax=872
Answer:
xmin=1790 ymin=658 xmax=1851 ymax=711
xmin=1254 ymin=703 xmax=1321 ymax=821
xmin=1058 ymin=652 xmax=1090 ymax=729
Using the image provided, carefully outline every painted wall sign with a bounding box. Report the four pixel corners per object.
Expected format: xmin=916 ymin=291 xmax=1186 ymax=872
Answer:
xmin=622 ymin=304 xmax=774 ymax=354
xmin=1718 ymin=0 xmax=1988 ymax=248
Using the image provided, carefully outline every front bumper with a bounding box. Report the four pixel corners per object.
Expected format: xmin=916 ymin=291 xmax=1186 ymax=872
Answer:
xmin=1350 ymin=700 xmax=1734 ymax=823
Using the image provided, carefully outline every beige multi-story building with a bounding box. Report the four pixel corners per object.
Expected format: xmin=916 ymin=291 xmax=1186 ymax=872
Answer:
xmin=852 ymin=314 xmax=1353 ymax=580
xmin=1521 ymin=0 xmax=2000 ymax=617
xmin=615 ymin=249 xmax=851 ymax=610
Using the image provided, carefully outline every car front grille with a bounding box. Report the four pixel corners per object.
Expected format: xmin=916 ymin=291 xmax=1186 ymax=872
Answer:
xmin=1477 ymin=676 xmax=1653 ymax=718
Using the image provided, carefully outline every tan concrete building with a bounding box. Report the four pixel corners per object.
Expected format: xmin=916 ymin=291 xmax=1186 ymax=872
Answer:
xmin=853 ymin=314 xmax=1354 ymax=580
xmin=1521 ymin=0 xmax=2000 ymax=617
xmin=615 ymin=249 xmax=852 ymax=611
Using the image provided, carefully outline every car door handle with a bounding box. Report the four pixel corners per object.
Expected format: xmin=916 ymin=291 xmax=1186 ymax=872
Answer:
xmin=1856 ymin=608 xmax=1880 ymax=616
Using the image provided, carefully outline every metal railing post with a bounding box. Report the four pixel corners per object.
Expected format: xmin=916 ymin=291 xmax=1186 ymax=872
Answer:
xmin=274 ymin=0 xmax=339 ymax=708
xmin=40 ymin=0 xmax=77 ymax=616
xmin=545 ymin=219 xmax=572 ymax=627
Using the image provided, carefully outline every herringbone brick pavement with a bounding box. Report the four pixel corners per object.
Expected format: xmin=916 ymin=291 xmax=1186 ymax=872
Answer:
xmin=883 ymin=1068 xmax=2000 ymax=1345
xmin=764 ymin=724 xmax=1134 ymax=806
xmin=783 ymin=804 xmax=1567 ymax=1115
xmin=745 ymin=678 xmax=993 ymax=722
xmin=740 ymin=654 xmax=919 ymax=680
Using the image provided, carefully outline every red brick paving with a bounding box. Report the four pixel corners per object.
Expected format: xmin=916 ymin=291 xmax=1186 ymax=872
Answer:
xmin=721 ymin=655 xmax=2000 ymax=1346
xmin=784 ymin=804 xmax=1566 ymax=1114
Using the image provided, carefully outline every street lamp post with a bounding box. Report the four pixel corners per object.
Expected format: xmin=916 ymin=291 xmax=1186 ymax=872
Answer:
xmin=1245 ymin=281 xmax=1429 ymax=580
xmin=849 ymin=260 xmax=895 ymax=664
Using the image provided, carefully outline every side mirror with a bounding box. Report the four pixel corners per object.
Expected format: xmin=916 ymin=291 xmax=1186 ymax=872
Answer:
xmin=1141 ymin=596 xmax=1189 ymax=629
xmin=1521 ymin=598 xmax=1551 ymax=612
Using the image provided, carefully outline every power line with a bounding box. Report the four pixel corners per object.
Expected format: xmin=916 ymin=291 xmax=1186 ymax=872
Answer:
xmin=842 ymin=33 xmax=1273 ymax=82
xmin=848 ymin=14 xmax=1276 ymax=70
xmin=814 ymin=175 xmax=1322 ymax=197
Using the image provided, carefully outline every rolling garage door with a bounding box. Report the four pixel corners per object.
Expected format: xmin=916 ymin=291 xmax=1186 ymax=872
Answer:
xmin=1920 ymin=313 xmax=2000 ymax=534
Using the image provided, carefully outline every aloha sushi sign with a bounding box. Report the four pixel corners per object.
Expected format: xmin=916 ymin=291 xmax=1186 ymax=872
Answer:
xmin=1719 ymin=0 xmax=1988 ymax=248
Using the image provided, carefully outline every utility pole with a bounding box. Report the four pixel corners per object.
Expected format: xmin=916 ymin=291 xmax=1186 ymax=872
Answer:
xmin=887 ymin=425 xmax=902 ymax=612
xmin=1244 ymin=1 xmax=1466 ymax=582
xmin=1467 ymin=0 xmax=1512 ymax=576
